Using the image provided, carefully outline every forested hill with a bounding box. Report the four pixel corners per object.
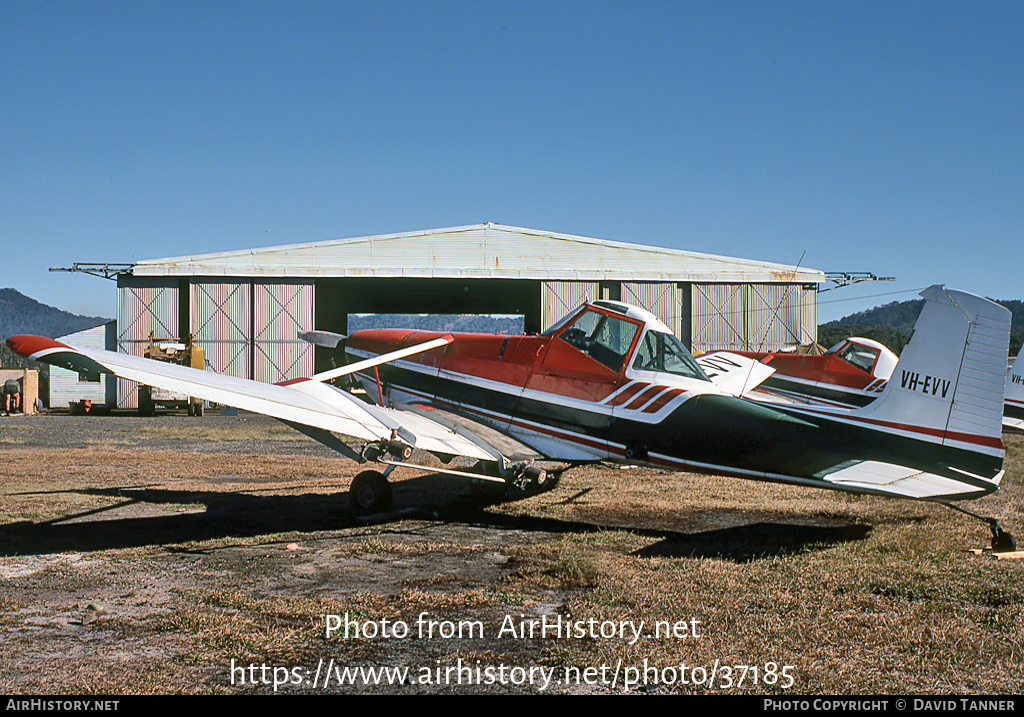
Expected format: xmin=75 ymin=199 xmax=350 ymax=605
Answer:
xmin=820 ymin=297 xmax=1024 ymax=356
xmin=348 ymin=313 xmax=524 ymax=334
xmin=0 ymin=288 xmax=111 ymax=339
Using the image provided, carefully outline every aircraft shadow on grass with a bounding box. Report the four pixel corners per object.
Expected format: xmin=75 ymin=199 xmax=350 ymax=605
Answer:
xmin=0 ymin=473 xmax=870 ymax=562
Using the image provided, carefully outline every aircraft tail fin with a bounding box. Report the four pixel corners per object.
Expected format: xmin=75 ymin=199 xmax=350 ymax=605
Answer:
xmin=855 ymin=285 xmax=1010 ymax=457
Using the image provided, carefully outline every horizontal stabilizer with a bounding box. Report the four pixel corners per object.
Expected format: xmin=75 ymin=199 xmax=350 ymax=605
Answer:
xmin=821 ymin=461 xmax=1002 ymax=501
xmin=299 ymin=330 xmax=347 ymax=348
xmin=696 ymin=351 xmax=775 ymax=397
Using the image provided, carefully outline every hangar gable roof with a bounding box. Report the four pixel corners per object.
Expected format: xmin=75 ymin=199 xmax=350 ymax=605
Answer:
xmin=130 ymin=224 xmax=825 ymax=283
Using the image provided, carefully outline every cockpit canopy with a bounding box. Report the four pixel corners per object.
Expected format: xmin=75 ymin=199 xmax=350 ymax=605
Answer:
xmin=557 ymin=307 xmax=639 ymax=372
xmin=545 ymin=302 xmax=710 ymax=382
xmin=825 ymin=337 xmax=898 ymax=379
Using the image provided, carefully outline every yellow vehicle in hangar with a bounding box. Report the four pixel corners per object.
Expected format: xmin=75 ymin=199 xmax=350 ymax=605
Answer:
xmin=139 ymin=332 xmax=207 ymax=416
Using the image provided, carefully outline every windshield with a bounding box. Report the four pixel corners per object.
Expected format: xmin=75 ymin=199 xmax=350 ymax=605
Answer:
xmin=632 ymin=330 xmax=710 ymax=382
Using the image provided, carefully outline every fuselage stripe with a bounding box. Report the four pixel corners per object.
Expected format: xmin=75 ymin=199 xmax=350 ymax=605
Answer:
xmin=604 ymin=381 xmax=650 ymax=406
xmin=777 ymin=404 xmax=1003 ymax=450
xmin=624 ymin=385 xmax=668 ymax=411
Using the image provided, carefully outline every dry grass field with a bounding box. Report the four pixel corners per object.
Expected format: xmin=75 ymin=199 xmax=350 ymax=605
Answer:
xmin=0 ymin=412 xmax=1021 ymax=694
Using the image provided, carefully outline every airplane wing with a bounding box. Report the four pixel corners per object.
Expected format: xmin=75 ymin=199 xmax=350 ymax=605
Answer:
xmin=6 ymin=334 xmax=498 ymax=462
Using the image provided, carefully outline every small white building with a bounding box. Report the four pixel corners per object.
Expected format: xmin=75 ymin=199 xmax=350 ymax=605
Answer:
xmin=49 ymin=322 xmax=117 ymax=408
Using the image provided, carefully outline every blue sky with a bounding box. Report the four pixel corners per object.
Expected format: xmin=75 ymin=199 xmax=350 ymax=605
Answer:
xmin=2 ymin=1 xmax=1020 ymax=324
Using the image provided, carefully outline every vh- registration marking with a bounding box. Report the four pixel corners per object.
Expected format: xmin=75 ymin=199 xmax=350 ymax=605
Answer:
xmin=899 ymin=370 xmax=951 ymax=399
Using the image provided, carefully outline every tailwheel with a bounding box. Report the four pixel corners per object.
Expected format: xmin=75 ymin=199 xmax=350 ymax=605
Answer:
xmin=945 ymin=503 xmax=1017 ymax=554
xmin=349 ymin=470 xmax=393 ymax=516
xmin=992 ymin=527 xmax=1016 ymax=553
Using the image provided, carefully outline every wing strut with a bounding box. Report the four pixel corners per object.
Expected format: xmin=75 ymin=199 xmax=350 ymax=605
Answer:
xmin=307 ymin=335 xmax=453 ymax=384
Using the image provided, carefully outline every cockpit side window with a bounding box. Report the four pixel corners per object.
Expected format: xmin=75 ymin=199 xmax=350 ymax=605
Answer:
xmin=632 ymin=330 xmax=711 ymax=382
xmin=559 ymin=309 xmax=640 ymax=372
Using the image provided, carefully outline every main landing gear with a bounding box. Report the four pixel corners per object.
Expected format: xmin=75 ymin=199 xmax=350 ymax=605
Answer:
xmin=346 ymin=439 xmax=560 ymax=516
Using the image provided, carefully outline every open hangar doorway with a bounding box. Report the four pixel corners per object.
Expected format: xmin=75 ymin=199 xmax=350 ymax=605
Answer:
xmin=312 ymin=277 xmax=542 ymax=374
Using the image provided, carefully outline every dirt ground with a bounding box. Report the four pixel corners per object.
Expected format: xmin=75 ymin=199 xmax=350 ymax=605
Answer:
xmin=1 ymin=411 xmax=1021 ymax=695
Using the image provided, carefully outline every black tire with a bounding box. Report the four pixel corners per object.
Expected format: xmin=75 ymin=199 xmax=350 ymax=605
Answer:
xmin=349 ymin=470 xmax=393 ymax=515
xmin=138 ymin=387 xmax=155 ymax=417
xmin=524 ymin=465 xmax=556 ymax=492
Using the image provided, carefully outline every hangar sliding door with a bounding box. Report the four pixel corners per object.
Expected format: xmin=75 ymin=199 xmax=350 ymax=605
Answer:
xmin=116 ymin=276 xmax=179 ymax=408
xmin=541 ymin=281 xmax=599 ymax=330
xmin=191 ymin=280 xmax=314 ymax=383
xmin=692 ymin=283 xmax=747 ymax=351
xmin=253 ymin=281 xmax=314 ymax=383
xmin=191 ymin=280 xmax=251 ymax=379
xmin=747 ymin=284 xmax=815 ymax=349
xmin=691 ymin=283 xmax=816 ymax=352
xmin=622 ymin=282 xmax=682 ymax=338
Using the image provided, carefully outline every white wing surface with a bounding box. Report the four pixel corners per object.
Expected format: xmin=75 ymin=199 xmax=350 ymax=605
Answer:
xmin=13 ymin=336 xmax=496 ymax=461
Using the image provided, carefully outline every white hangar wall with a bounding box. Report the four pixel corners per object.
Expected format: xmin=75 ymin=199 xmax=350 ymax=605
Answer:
xmin=50 ymin=323 xmax=118 ymax=408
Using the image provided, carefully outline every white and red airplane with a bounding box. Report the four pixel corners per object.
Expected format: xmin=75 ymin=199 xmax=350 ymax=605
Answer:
xmin=5 ymin=285 xmax=1015 ymax=550
xmin=700 ymin=323 xmax=1024 ymax=435
xmin=698 ymin=337 xmax=898 ymax=410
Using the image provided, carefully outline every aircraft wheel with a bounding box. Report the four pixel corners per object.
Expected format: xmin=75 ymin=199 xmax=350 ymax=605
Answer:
xmin=992 ymin=528 xmax=1017 ymax=553
xmin=349 ymin=470 xmax=393 ymax=516
xmin=524 ymin=465 xmax=556 ymax=493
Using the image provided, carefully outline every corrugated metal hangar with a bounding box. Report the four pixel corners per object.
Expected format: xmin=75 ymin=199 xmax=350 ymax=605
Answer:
xmin=114 ymin=223 xmax=826 ymax=407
